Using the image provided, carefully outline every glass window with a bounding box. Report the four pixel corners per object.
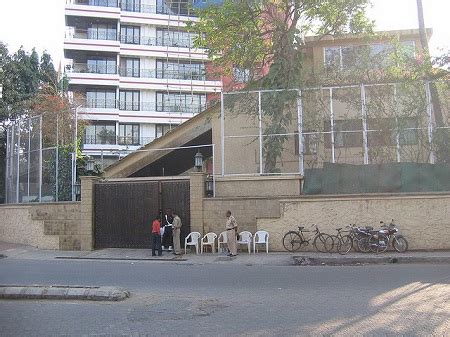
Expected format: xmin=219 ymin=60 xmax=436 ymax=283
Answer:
xmin=121 ymin=26 xmax=140 ymax=44
xmin=86 ymin=57 xmax=117 ymax=74
xmin=156 ymin=60 xmax=205 ymax=80
xmin=84 ymin=122 xmax=116 ymax=144
xmin=324 ymin=47 xmax=340 ymax=71
xmin=88 ymin=23 xmax=117 ymax=40
xmin=86 ymin=89 xmax=116 ymax=108
xmin=324 ymin=119 xmax=363 ymax=148
xmin=233 ymin=67 xmax=250 ymax=83
xmin=156 ymin=92 xmax=206 ymax=113
xmin=156 ymin=29 xmax=197 ymax=48
xmin=121 ymin=0 xmax=141 ymax=12
xmin=118 ymin=124 xmax=140 ymax=145
xmin=119 ymin=91 xmax=140 ymax=111
xmin=120 ymin=58 xmax=140 ymax=77
xmin=157 ymin=0 xmax=191 ymax=16
xmin=155 ymin=124 xmax=173 ymax=138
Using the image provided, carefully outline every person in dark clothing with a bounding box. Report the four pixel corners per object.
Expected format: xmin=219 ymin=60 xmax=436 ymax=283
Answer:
xmin=152 ymin=215 xmax=162 ymax=256
xmin=162 ymin=208 xmax=174 ymax=250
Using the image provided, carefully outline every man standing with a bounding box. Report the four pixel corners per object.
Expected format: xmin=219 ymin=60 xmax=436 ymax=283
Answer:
xmin=162 ymin=208 xmax=174 ymax=251
xmin=172 ymin=212 xmax=182 ymax=255
xmin=225 ymin=210 xmax=238 ymax=257
xmin=151 ymin=215 xmax=162 ymax=257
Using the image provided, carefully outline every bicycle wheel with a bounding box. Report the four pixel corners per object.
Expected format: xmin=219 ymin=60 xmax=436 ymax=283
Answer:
xmin=282 ymin=231 xmax=303 ymax=252
xmin=369 ymin=234 xmax=389 ymax=254
xmin=393 ymin=235 xmax=408 ymax=253
xmin=313 ymin=233 xmax=332 ymax=253
xmin=337 ymin=235 xmax=353 ymax=255
xmin=327 ymin=235 xmax=339 ymax=253
xmin=357 ymin=237 xmax=371 ymax=253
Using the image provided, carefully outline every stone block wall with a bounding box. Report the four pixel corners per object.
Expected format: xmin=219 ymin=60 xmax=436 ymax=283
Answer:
xmin=257 ymin=193 xmax=450 ymax=251
xmin=0 ymin=202 xmax=81 ymax=250
xmin=203 ymin=197 xmax=282 ymax=235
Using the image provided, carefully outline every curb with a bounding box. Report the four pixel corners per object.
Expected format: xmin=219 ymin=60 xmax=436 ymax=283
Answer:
xmin=55 ymin=256 xmax=187 ymax=262
xmin=0 ymin=285 xmax=130 ymax=301
xmin=293 ymin=255 xmax=450 ymax=266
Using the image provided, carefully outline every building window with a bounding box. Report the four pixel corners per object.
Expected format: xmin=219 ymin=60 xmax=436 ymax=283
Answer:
xmin=86 ymin=56 xmax=117 ymax=74
xmin=324 ymin=119 xmax=363 ymax=148
xmin=121 ymin=0 xmax=141 ymax=12
xmin=157 ymin=0 xmax=190 ymax=16
xmin=118 ymin=124 xmax=140 ymax=145
xmin=233 ymin=67 xmax=251 ymax=83
xmin=156 ymin=92 xmax=206 ymax=113
xmin=156 ymin=29 xmax=197 ymax=48
xmin=120 ymin=58 xmax=140 ymax=77
xmin=86 ymin=89 xmax=116 ymax=108
xmin=121 ymin=25 xmax=140 ymax=44
xmin=87 ymin=23 xmax=117 ymax=41
xmin=155 ymin=124 xmax=173 ymax=138
xmin=156 ymin=60 xmax=205 ymax=80
xmin=324 ymin=41 xmax=416 ymax=71
xmin=119 ymin=91 xmax=140 ymax=111
xmin=84 ymin=122 xmax=116 ymax=145
xmin=88 ymin=0 xmax=119 ymax=7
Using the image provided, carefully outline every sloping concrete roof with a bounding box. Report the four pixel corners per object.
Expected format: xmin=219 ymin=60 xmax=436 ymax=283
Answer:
xmin=104 ymin=104 xmax=218 ymax=178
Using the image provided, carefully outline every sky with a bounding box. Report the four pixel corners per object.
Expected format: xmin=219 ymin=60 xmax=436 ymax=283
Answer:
xmin=0 ymin=0 xmax=448 ymax=67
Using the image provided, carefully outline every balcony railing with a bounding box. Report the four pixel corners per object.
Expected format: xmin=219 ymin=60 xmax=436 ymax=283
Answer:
xmin=120 ymin=2 xmax=197 ymax=17
xmin=83 ymin=135 xmax=155 ymax=146
xmin=119 ymin=68 xmax=206 ymax=80
xmin=81 ymin=99 xmax=209 ymax=114
xmin=120 ymin=35 xmax=195 ymax=48
xmin=67 ymin=0 xmax=119 ymax=7
xmin=65 ymin=29 xmax=197 ymax=48
xmin=70 ymin=63 xmax=118 ymax=74
xmin=65 ymin=29 xmax=118 ymax=41
xmin=67 ymin=0 xmax=197 ymax=16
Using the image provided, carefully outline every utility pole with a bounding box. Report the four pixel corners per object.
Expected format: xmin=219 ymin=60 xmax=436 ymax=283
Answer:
xmin=416 ymin=0 xmax=429 ymax=51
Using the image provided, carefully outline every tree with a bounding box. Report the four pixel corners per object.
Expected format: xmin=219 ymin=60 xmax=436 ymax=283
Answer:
xmin=190 ymin=0 xmax=374 ymax=172
xmin=0 ymin=43 xmax=61 ymax=202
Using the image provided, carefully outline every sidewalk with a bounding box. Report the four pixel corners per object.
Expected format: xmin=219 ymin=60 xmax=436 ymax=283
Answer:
xmin=1 ymin=241 xmax=450 ymax=266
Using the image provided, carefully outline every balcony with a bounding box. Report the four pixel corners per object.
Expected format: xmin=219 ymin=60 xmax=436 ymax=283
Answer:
xmin=119 ymin=68 xmax=205 ymax=81
xmin=66 ymin=28 xmax=118 ymax=41
xmin=66 ymin=63 xmax=119 ymax=86
xmin=71 ymin=63 xmax=118 ymax=74
xmin=84 ymin=135 xmax=155 ymax=146
xmin=120 ymin=2 xmax=197 ymax=17
xmin=66 ymin=0 xmax=119 ymax=7
xmin=120 ymin=35 xmax=195 ymax=49
xmin=79 ymin=99 xmax=208 ymax=114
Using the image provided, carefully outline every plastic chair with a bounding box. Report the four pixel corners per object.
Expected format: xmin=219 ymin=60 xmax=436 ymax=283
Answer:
xmin=237 ymin=231 xmax=253 ymax=254
xmin=253 ymin=230 xmax=269 ymax=253
xmin=201 ymin=232 xmax=217 ymax=254
xmin=217 ymin=231 xmax=228 ymax=253
xmin=184 ymin=232 xmax=201 ymax=254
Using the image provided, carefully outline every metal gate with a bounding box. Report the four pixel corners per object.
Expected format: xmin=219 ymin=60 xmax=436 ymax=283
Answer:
xmin=94 ymin=179 xmax=190 ymax=249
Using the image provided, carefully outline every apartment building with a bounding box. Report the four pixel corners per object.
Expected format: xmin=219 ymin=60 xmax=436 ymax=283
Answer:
xmin=64 ymin=0 xmax=222 ymax=166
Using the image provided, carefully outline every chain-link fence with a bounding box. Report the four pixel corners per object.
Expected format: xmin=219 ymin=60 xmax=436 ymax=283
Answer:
xmin=221 ymin=80 xmax=449 ymax=176
xmin=5 ymin=114 xmax=76 ymax=203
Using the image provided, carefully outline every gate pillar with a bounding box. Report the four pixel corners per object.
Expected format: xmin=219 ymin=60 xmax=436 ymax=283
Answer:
xmin=190 ymin=173 xmax=205 ymax=234
xmin=80 ymin=176 xmax=99 ymax=251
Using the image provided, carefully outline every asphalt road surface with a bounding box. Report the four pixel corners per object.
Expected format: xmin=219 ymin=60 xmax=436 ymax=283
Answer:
xmin=0 ymin=259 xmax=449 ymax=336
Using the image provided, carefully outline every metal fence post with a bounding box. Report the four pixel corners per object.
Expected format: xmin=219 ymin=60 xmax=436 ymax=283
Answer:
xmin=297 ymin=89 xmax=304 ymax=176
xmin=220 ymin=91 xmax=225 ymax=176
xmin=212 ymin=144 xmax=216 ymax=197
xmin=393 ymin=84 xmax=401 ymax=162
xmin=424 ymin=81 xmax=435 ymax=164
xmin=39 ymin=116 xmax=43 ymax=202
xmin=329 ymin=88 xmax=336 ymax=163
xmin=55 ymin=115 xmax=59 ymax=202
xmin=27 ymin=118 xmax=31 ymax=201
xmin=258 ymin=91 xmax=263 ymax=175
xmin=360 ymin=84 xmax=369 ymax=165
xmin=16 ymin=122 xmax=21 ymax=203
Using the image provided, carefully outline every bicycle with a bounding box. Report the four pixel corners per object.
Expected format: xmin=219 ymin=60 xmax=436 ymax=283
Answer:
xmin=328 ymin=226 xmax=353 ymax=255
xmin=282 ymin=224 xmax=333 ymax=253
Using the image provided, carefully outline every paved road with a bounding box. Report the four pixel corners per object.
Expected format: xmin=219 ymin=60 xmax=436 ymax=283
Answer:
xmin=0 ymin=259 xmax=449 ymax=336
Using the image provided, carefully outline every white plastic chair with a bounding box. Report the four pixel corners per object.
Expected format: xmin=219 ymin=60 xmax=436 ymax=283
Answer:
xmin=201 ymin=232 xmax=217 ymax=254
xmin=184 ymin=232 xmax=201 ymax=254
xmin=237 ymin=231 xmax=253 ymax=254
xmin=217 ymin=231 xmax=228 ymax=253
xmin=253 ymin=230 xmax=269 ymax=254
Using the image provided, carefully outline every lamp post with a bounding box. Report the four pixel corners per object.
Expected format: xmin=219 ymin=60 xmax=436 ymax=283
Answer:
xmin=194 ymin=151 xmax=203 ymax=172
xmin=205 ymin=175 xmax=214 ymax=197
